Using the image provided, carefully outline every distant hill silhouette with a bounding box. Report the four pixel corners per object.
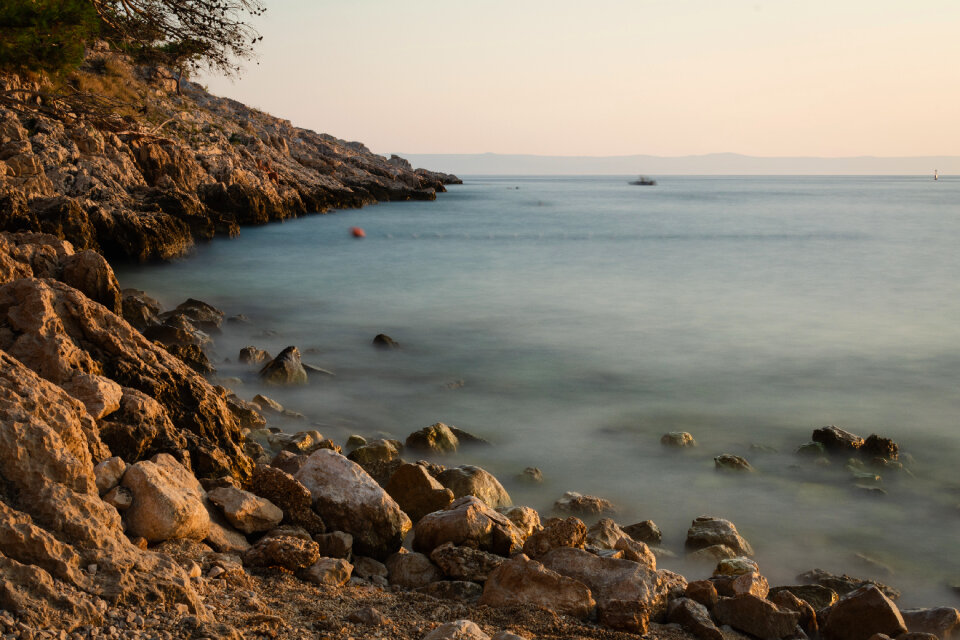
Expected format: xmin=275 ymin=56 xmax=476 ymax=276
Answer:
xmin=396 ymin=152 xmax=959 ymax=176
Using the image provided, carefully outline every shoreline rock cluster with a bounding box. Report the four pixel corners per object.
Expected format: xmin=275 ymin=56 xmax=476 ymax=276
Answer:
xmin=2 ymin=229 xmax=958 ymax=639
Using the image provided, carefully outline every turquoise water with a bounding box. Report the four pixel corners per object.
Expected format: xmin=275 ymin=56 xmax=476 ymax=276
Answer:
xmin=116 ymin=176 xmax=960 ymax=605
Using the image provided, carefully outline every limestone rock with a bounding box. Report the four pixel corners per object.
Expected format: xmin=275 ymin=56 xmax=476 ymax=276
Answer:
xmin=352 ymin=556 xmax=388 ymax=581
xmin=769 ymin=589 xmax=819 ymax=636
xmin=206 ymin=486 xmax=283 ymax=534
xmin=294 ymin=449 xmax=411 ymax=560
xmin=314 ymin=531 xmax=352 ymax=559
xmin=239 ymin=346 xmax=271 ymax=365
xmin=479 ymin=554 xmax=596 ymax=619
xmin=406 ymin=422 xmax=459 ymax=454
xmin=386 ymin=551 xmax=442 ymax=588
xmin=587 ymin=518 xmax=656 ymax=569
xmin=797 ymin=568 xmax=899 ymax=600
xmin=661 ymin=431 xmax=697 ymax=447
xmin=122 ymin=454 xmax=210 ymax=542
xmin=495 ymin=505 xmax=541 ymax=541
xmin=768 ymin=584 xmax=839 ymax=610
xmin=813 ymin=426 xmax=865 ymax=453
xmin=252 ymin=393 xmax=283 ymax=414
xmin=623 ymin=520 xmax=662 ymax=545
xmin=347 ymin=438 xmax=404 ymax=486
xmin=900 ymin=608 xmax=960 ymax=639
xmin=714 ymin=556 xmax=759 ymax=576
xmin=437 ymin=465 xmax=512 ymax=509
xmin=242 ymin=535 xmax=320 ymax=571
xmin=385 ymin=462 xmax=455 ymax=522
xmin=373 ymin=333 xmax=399 ymax=349
xmin=553 ymin=491 xmax=616 ymax=516
xmin=61 ymin=372 xmax=123 ymax=420
xmin=685 ymin=515 xmax=754 ymax=557
xmin=301 ymin=557 xmax=353 ymax=587
xmin=821 ymin=585 xmax=907 ymax=640
xmin=94 ymin=456 xmax=126 ymax=494
xmin=686 ymin=580 xmax=720 ymax=609
xmin=422 ymin=620 xmax=490 ymax=640
xmin=667 ymin=597 xmax=723 ymax=640
xmin=430 ymin=542 xmax=504 ymax=582
xmin=714 ymin=594 xmax=801 ymax=639
xmin=413 ymin=496 xmax=524 ymax=556
xmin=0 ymin=277 xmax=251 ymax=480
xmin=248 ymin=464 xmax=325 ymax=536
xmin=540 ymin=546 xmax=685 ymax=631
xmin=102 ymin=485 xmax=133 ymax=511
xmin=715 ymin=454 xmax=754 ymax=472
xmin=730 ymin=572 xmax=769 ymax=598
xmin=259 ymin=346 xmax=308 ymax=385
xmin=522 ymin=516 xmax=587 ymax=558
xmin=0 ymin=348 xmax=202 ymax=627
xmin=862 ymin=435 xmax=899 ymax=461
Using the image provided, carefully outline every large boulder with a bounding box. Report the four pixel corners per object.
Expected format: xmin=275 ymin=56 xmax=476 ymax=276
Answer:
xmin=479 ymin=554 xmax=596 ymax=619
xmin=0 ymin=277 xmax=252 ymax=480
xmin=384 ymin=462 xmax=455 ymax=522
xmin=121 ymin=453 xmax=211 ymax=543
xmin=821 ymin=584 xmax=907 ymax=640
xmin=0 ymin=348 xmax=201 ymax=628
xmin=259 ymin=346 xmax=308 ymax=385
xmin=436 ymin=465 xmax=511 ymax=509
xmin=540 ymin=546 xmax=685 ymax=633
xmin=294 ymin=449 xmax=411 ymax=560
xmin=413 ymin=496 xmax=524 ymax=556
xmin=685 ymin=516 xmax=754 ymax=557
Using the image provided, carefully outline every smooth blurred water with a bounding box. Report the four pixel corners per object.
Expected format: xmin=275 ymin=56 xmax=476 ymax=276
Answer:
xmin=116 ymin=176 xmax=960 ymax=605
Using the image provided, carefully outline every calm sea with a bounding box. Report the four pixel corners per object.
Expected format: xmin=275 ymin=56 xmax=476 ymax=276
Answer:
xmin=116 ymin=175 xmax=960 ymax=605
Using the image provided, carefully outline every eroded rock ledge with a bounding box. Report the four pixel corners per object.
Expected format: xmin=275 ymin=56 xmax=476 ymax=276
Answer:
xmin=0 ymin=50 xmax=460 ymax=263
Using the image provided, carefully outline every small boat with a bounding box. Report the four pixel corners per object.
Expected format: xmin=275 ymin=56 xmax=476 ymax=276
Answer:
xmin=350 ymin=227 xmax=366 ymax=238
xmin=629 ymin=175 xmax=657 ymax=186
xmin=934 ymin=169 xmax=938 ymax=181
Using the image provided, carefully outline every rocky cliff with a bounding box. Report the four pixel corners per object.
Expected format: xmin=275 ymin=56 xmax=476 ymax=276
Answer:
xmin=0 ymin=47 xmax=460 ymax=262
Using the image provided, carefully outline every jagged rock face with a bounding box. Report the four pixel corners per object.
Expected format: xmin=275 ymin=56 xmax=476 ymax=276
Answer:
xmin=0 ymin=232 xmax=120 ymax=313
xmin=0 ymin=349 xmax=201 ymax=628
xmin=0 ymin=58 xmax=459 ymax=263
xmin=0 ymin=277 xmax=253 ymax=481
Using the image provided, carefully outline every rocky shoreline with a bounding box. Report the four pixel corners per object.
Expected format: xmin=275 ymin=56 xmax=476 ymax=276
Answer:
xmin=0 ymin=52 xmax=957 ymax=640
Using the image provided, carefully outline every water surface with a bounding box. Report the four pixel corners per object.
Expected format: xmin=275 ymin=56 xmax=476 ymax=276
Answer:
xmin=117 ymin=175 xmax=960 ymax=605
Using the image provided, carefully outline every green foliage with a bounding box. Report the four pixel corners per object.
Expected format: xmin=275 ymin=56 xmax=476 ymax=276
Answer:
xmin=0 ymin=0 xmax=100 ymax=74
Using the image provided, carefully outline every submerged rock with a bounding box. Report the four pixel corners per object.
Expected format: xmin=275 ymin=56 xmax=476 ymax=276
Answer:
xmin=553 ymin=491 xmax=616 ymax=516
xmin=406 ymin=422 xmax=459 ymax=454
xmin=715 ymin=453 xmax=754 ymax=472
xmin=813 ymin=426 xmax=865 ymax=453
xmin=685 ymin=516 xmax=754 ymax=557
xmin=372 ymin=333 xmax=399 ymax=349
xmin=661 ymin=431 xmax=697 ymax=447
xmin=259 ymin=346 xmax=308 ymax=385
xmin=437 ymin=465 xmax=512 ymax=509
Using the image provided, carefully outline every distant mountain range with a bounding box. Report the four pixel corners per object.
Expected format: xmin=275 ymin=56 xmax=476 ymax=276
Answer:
xmin=396 ymin=152 xmax=959 ymax=176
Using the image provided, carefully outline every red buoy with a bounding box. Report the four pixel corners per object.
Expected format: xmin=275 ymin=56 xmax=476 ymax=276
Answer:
xmin=350 ymin=227 xmax=366 ymax=238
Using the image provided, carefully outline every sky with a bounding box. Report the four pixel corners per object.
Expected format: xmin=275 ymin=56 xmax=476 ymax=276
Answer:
xmin=200 ymin=1 xmax=960 ymax=158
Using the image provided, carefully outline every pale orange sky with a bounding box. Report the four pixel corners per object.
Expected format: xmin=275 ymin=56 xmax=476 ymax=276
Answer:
xmin=201 ymin=1 xmax=960 ymax=157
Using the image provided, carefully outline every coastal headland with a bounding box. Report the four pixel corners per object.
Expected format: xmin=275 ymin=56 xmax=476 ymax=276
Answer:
xmin=0 ymin=50 xmax=957 ymax=640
